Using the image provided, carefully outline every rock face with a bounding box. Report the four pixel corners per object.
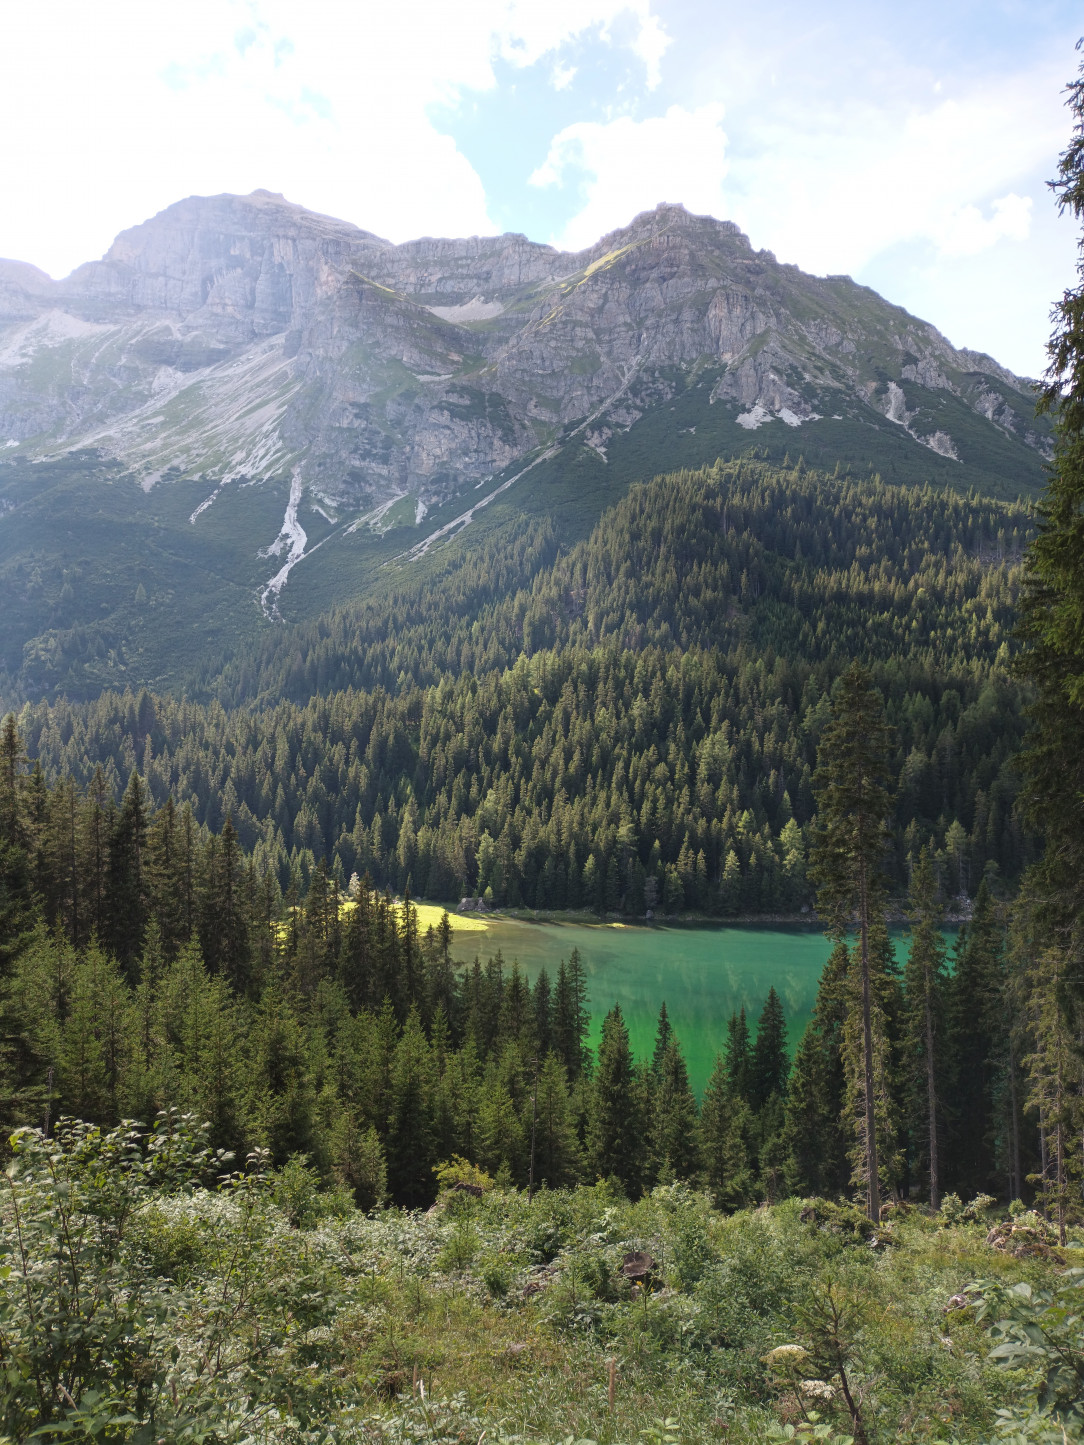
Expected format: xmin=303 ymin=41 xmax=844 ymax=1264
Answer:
xmin=0 ymin=190 xmax=1047 ymax=515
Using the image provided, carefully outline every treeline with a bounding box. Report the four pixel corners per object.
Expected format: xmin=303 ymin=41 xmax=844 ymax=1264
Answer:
xmin=15 ymin=650 xmax=1028 ymax=915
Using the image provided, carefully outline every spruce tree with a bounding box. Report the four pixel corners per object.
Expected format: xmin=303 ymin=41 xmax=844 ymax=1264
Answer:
xmin=700 ymin=1052 xmax=730 ymax=1197
xmin=750 ymin=987 xmax=789 ymax=1110
xmin=783 ymin=1025 xmax=836 ymax=1197
xmin=497 ymin=962 xmax=532 ymax=1047
xmin=532 ymin=967 xmax=553 ymax=1057
xmin=247 ymin=985 xmax=317 ymax=1165
xmin=331 ymin=1115 xmax=387 ymax=1211
xmin=437 ymin=1035 xmax=482 ymax=1160
xmin=756 ymin=1092 xmax=789 ymax=1203
xmin=0 ymin=714 xmax=27 ymax=850
xmin=0 ymin=716 xmax=33 ymax=976
xmin=386 ymin=1007 xmax=436 ymax=1205
xmin=553 ymin=948 xmax=590 ymax=1079
xmin=652 ymin=1001 xmax=673 ymax=1074
xmin=476 ymin=1051 xmax=526 ymax=1183
xmin=26 ymin=762 xmax=53 ymax=916
xmin=127 ymin=917 xmax=166 ymax=1121
xmin=47 ymin=777 xmax=81 ymax=948
xmin=809 ymin=662 xmax=895 ymax=1221
xmin=106 ymin=771 xmax=148 ymax=979
xmin=79 ymin=765 xmax=111 ymax=945
xmin=340 ymin=878 xmax=374 ymax=1011
xmin=399 ymin=885 xmax=421 ymax=1006
xmin=723 ymin=1007 xmax=751 ymax=1101
xmin=1018 ymin=49 xmax=1084 ymax=987
xmin=806 ymin=939 xmax=853 ymax=1192
xmin=651 ymin=1037 xmax=699 ymax=1182
xmin=588 ymin=1004 xmax=641 ymax=1194
xmin=701 ymin=1050 xmax=754 ymax=1210
xmin=946 ymin=880 xmax=1005 ymax=1197
xmin=533 ymin=1052 xmax=581 ymax=1187
xmin=188 ymin=971 xmax=242 ymax=1153
xmin=426 ymin=910 xmax=458 ymax=1032
xmin=146 ymin=797 xmax=185 ymax=960
xmin=58 ymin=958 xmax=110 ymax=1122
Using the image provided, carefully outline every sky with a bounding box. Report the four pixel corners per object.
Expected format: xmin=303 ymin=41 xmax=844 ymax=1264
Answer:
xmin=0 ymin=0 xmax=1080 ymax=378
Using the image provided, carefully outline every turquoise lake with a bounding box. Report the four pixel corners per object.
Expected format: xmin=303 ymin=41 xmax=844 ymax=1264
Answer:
xmin=448 ymin=916 xmax=957 ymax=1095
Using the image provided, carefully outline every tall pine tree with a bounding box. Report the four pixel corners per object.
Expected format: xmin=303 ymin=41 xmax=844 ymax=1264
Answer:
xmin=809 ymin=663 xmax=896 ymax=1221
xmin=1018 ymin=48 xmax=1084 ymax=998
xmin=588 ymin=1004 xmax=641 ymax=1194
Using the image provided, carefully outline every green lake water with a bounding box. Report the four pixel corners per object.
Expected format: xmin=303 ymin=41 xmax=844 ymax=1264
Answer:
xmin=450 ymin=917 xmax=952 ymax=1096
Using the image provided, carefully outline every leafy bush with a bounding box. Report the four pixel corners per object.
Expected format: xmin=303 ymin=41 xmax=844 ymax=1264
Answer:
xmin=970 ymin=1269 xmax=1084 ymax=1439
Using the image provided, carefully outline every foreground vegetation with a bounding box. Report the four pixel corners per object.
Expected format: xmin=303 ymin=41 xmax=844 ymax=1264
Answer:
xmin=2 ymin=1113 xmax=1081 ymax=1445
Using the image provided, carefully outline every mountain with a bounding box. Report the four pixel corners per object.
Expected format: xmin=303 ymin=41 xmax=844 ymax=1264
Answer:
xmin=0 ymin=191 xmax=1052 ymax=701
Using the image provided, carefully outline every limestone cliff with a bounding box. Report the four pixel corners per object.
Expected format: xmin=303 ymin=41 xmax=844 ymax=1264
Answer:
xmin=0 ymin=190 xmax=1047 ymax=520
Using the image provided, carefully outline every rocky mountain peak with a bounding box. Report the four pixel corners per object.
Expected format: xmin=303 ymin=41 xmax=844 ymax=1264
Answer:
xmin=0 ymin=192 xmax=1052 ymax=597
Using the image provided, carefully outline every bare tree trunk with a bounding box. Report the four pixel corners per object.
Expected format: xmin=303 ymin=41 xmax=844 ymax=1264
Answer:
xmin=1009 ymin=1034 xmax=1021 ymax=1201
xmin=837 ymin=1363 xmax=868 ymax=1445
xmin=858 ymin=856 xmax=881 ymax=1223
xmin=924 ymin=978 xmax=940 ymax=1210
xmin=1056 ymin=1115 xmax=1067 ymax=1247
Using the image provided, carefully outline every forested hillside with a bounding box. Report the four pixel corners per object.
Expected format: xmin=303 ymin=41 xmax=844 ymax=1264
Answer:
xmin=205 ymin=457 xmax=1028 ymax=706
xmin=16 ymin=461 xmax=1033 ymax=912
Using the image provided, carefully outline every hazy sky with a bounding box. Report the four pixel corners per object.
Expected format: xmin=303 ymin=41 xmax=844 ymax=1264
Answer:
xmin=1 ymin=0 xmax=1079 ymax=377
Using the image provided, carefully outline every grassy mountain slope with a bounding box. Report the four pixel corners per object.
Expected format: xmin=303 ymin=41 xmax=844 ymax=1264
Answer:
xmin=0 ymin=369 xmax=1045 ymax=707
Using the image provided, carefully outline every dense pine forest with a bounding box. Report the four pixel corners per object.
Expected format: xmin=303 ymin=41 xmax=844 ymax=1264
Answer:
xmin=13 ymin=463 xmax=1032 ymax=913
xmin=1 ymin=658 xmax=1082 ymax=1444
xmin=0 ymin=694 xmax=1066 ymax=1216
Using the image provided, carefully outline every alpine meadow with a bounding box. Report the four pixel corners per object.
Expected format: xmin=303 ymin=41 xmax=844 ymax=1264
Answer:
xmin=3 ymin=29 xmax=1084 ymax=1445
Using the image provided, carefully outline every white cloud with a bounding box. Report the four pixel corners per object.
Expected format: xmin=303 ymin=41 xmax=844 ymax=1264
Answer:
xmin=626 ymin=8 xmax=670 ymax=90
xmin=531 ymin=104 xmax=728 ymax=250
xmin=0 ymin=0 xmax=670 ymax=275
xmin=723 ymin=67 xmax=1067 ymax=279
xmin=551 ymin=60 xmax=578 ymax=91
xmin=935 ymin=193 xmax=1032 ymax=258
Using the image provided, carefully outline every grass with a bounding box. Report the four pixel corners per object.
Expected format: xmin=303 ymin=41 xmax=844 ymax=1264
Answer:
xmin=292 ymin=1188 xmax=1081 ymax=1443
xmin=6 ymin=1112 xmax=1080 ymax=1443
xmin=276 ymin=897 xmax=490 ymax=943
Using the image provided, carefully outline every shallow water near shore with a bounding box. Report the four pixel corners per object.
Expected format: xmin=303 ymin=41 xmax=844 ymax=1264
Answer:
xmin=449 ymin=916 xmax=954 ymax=1095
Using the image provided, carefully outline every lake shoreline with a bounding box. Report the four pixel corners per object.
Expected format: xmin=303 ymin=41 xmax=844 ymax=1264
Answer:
xmin=446 ymin=903 xmax=976 ymax=930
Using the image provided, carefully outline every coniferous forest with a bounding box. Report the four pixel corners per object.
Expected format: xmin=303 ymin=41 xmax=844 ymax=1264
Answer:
xmin=3 ymin=51 xmax=1084 ymax=1445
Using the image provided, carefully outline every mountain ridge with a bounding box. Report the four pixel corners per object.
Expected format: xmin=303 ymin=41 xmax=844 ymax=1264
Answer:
xmin=0 ymin=190 xmax=1055 ymax=703
xmin=1 ymin=191 xmax=1048 ymax=506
